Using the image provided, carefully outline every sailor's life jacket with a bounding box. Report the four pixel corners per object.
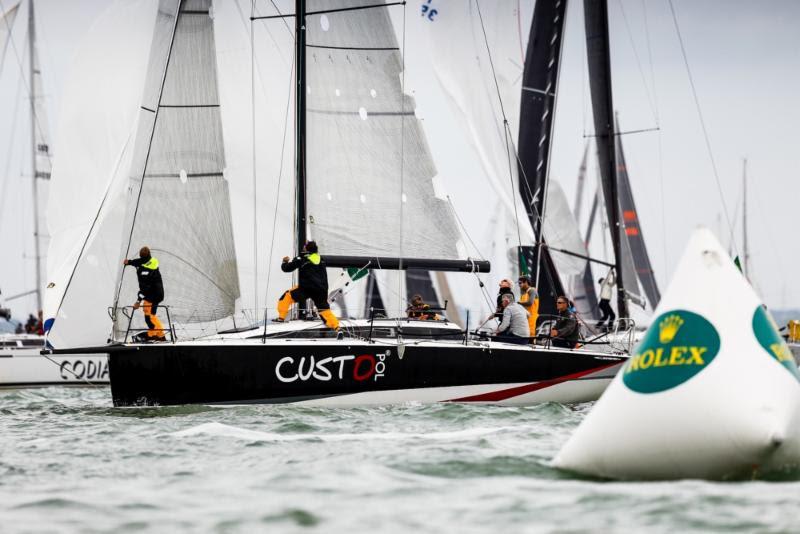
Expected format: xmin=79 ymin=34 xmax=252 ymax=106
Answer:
xmin=282 ymin=252 xmax=329 ymax=293
xmin=127 ymin=255 xmax=164 ymax=303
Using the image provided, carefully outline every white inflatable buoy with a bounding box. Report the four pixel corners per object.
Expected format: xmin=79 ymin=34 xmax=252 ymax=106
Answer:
xmin=553 ymin=228 xmax=800 ymax=480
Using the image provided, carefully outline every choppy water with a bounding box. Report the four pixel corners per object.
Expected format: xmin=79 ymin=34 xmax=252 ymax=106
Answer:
xmin=2 ymin=387 xmax=800 ymax=533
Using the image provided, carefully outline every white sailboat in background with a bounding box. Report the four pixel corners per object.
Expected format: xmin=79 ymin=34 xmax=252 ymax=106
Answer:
xmin=0 ymin=0 xmax=107 ymax=387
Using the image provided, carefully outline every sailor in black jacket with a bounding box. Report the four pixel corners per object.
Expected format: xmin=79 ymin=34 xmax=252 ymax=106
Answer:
xmin=550 ymin=296 xmax=580 ymax=349
xmin=275 ymin=241 xmax=339 ymax=330
xmin=123 ymin=246 xmax=166 ymax=341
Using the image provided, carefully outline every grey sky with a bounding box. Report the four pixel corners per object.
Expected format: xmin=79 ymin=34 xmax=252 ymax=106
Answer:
xmin=1 ymin=0 xmax=798 ymax=321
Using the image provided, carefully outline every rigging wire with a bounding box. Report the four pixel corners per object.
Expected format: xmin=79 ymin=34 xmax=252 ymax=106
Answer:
xmin=446 ymin=196 xmax=486 ymax=261
xmin=0 ymin=74 xmax=23 ymax=218
xmin=750 ymin=168 xmax=787 ymax=305
xmin=639 ymin=0 xmax=668 ymax=278
xmin=474 ymin=0 xmax=523 ymax=251
xmin=261 ymin=13 xmax=296 ymax=320
xmin=0 ymin=0 xmax=49 ymax=163
xmin=616 ymin=0 xmax=658 ymax=126
xmin=113 ymin=2 xmax=182 ymax=312
xmin=666 ymin=0 xmax=738 ymax=255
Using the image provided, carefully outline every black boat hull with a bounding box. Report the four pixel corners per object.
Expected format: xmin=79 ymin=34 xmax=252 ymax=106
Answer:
xmin=108 ymin=341 xmax=626 ymax=407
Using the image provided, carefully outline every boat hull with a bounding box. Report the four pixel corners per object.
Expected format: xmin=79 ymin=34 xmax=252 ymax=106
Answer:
xmin=0 ymin=350 xmax=109 ymax=388
xmin=108 ymin=341 xmax=625 ymax=407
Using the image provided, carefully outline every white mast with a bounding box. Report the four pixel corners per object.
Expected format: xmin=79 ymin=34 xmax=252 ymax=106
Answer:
xmin=28 ymin=0 xmax=42 ymax=312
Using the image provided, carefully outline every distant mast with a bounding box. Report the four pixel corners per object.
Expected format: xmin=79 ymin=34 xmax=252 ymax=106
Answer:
xmin=28 ymin=0 xmax=42 ymax=312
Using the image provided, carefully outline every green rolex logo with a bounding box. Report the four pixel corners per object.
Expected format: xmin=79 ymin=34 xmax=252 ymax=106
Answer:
xmin=624 ymin=310 xmax=721 ymax=394
xmin=752 ymin=306 xmax=800 ymax=381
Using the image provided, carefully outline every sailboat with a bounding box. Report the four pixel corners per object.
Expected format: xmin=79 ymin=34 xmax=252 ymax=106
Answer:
xmin=43 ymin=0 xmax=630 ymax=407
xmin=0 ymin=0 xmax=108 ymax=387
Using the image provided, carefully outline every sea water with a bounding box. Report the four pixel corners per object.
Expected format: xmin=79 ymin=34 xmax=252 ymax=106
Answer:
xmin=2 ymin=387 xmax=799 ymax=533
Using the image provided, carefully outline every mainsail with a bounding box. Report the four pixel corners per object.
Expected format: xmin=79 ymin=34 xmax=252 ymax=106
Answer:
xmin=116 ymin=0 xmax=240 ymax=324
xmin=302 ymin=0 xmax=466 ymax=267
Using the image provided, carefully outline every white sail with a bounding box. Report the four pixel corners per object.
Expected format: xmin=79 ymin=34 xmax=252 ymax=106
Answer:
xmin=303 ymin=0 xmax=462 ymax=261
xmin=542 ymin=181 xmax=588 ymax=276
xmin=44 ymin=0 xmax=158 ymax=346
xmin=213 ymin=0 xmax=296 ymax=318
xmin=115 ymin=0 xmax=240 ymax=326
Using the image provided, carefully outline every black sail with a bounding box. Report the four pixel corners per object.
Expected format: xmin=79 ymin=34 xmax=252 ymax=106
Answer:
xmin=615 ymin=116 xmax=661 ymax=308
xmin=583 ymin=0 xmax=627 ymax=318
xmin=517 ymin=0 xmax=569 ymax=317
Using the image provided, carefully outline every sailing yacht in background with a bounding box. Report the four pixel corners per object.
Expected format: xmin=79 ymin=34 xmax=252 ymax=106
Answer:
xmin=0 ymin=0 xmax=107 ymax=387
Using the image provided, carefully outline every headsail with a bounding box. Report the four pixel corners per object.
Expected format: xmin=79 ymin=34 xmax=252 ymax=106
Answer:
xmin=116 ymin=0 xmax=240 ymax=325
xmin=44 ymin=0 xmax=159 ymax=347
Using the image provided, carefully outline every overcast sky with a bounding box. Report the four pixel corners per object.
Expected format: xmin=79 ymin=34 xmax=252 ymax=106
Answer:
xmin=1 ymin=0 xmax=799 ymax=321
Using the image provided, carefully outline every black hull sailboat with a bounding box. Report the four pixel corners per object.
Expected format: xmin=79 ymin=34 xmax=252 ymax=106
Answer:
xmin=45 ymin=0 xmax=635 ymax=408
xmin=106 ymin=343 xmax=624 ymax=407
xmin=80 ymin=319 xmax=624 ymax=406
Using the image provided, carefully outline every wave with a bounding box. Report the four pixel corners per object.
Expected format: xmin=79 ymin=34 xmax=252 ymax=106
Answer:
xmin=172 ymin=421 xmax=531 ymax=442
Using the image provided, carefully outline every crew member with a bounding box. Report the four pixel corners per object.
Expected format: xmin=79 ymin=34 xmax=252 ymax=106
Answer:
xmin=123 ymin=246 xmax=165 ymax=342
xmin=275 ymin=241 xmax=339 ymax=331
xmin=517 ymin=275 xmax=539 ymax=337
xmin=407 ymin=294 xmax=434 ymax=320
xmin=494 ymin=293 xmax=530 ymax=345
xmin=551 ymin=296 xmax=580 ymax=349
xmin=495 ymin=278 xmax=514 ymax=318
xmin=596 ymin=269 xmax=616 ymax=329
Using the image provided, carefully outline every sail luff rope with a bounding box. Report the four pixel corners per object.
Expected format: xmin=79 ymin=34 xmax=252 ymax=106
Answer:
xmin=113 ymin=0 xmax=183 ymax=313
xmin=474 ymin=0 xmax=523 ymax=252
xmin=667 ymin=0 xmax=738 ymax=256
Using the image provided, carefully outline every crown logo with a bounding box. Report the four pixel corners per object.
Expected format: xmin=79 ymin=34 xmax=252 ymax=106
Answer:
xmin=659 ymin=314 xmax=684 ymax=344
